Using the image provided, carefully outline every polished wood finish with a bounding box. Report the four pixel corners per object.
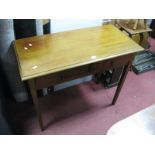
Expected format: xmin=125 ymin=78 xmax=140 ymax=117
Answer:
xmin=14 ymin=24 xmax=143 ymax=81
xmin=28 ymin=80 xmax=43 ymax=130
xmin=111 ymin=62 xmax=131 ymax=105
xmin=111 ymin=53 xmax=135 ymax=105
xmin=14 ymin=24 xmax=144 ymax=130
xmin=35 ymin=54 xmax=134 ymax=90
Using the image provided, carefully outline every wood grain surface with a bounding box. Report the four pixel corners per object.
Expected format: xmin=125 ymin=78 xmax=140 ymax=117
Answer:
xmin=14 ymin=24 xmax=143 ymax=81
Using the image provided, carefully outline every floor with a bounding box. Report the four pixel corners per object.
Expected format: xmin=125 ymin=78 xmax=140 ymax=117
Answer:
xmin=10 ymin=70 xmax=155 ymax=135
xmin=107 ymin=104 xmax=155 ymax=135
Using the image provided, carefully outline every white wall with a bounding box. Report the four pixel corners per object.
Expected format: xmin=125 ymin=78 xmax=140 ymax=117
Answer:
xmin=51 ymin=19 xmax=104 ymax=33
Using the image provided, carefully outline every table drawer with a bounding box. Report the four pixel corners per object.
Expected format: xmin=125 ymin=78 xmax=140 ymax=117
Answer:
xmin=35 ymin=54 xmax=133 ymax=90
xmin=35 ymin=65 xmax=90 ymax=90
xmin=90 ymin=61 xmax=109 ymax=73
xmin=35 ymin=73 xmax=61 ymax=90
xmin=108 ymin=54 xmax=132 ymax=69
xmin=90 ymin=54 xmax=133 ymax=73
xmin=62 ymin=65 xmax=90 ymax=81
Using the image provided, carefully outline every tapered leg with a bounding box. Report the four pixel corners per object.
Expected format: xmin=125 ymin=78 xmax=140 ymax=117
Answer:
xmin=111 ymin=62 xmax=130 ymax=105
xmin=28 ymin=79 xmax=44 ymax=130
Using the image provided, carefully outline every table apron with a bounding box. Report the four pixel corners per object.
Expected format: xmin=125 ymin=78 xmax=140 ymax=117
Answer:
xmin=34 ymin=53 xmax=134 ymax=90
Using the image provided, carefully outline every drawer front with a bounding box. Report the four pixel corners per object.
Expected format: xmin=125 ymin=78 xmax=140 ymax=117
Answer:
xmin=108 ymin=54 xmax=133 ymax=69
xmin=35 ymin=73 xmax=61 ymax=90
xmin=35 ymin=54 xmax=134 ymax=90
xmin=90 ymin=54 xmax=133 ymax=73
xmin=35 ymin=65 xmax=90 ymax=90
xmin=62 ymin=65 xmax=90 ymax=81
xmin=90 ymin=61 xmax=109 ymax=73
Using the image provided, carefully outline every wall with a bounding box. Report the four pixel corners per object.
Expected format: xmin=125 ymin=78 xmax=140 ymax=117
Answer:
xmin=51 ymin=19 xmax=104 ymax=33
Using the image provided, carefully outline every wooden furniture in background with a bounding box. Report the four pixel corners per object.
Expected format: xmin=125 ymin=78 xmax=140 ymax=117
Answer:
xmin=117 ymin=19 xmax=152 ymax=45
xmin=122 ymin=19 xmax=147 ymax=30
xmin=14 ymin=24 xmax=143 ymax=130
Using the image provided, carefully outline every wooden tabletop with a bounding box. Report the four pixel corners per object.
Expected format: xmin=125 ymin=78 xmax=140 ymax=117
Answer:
xmin=14 ymin=24 xmax=143 ymax=81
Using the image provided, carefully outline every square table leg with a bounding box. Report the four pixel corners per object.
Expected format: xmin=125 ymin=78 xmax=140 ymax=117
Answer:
xmin=28 ymin=79 xmax=44 ymax=131
xmin=111 ymin=62 xmax=130 ymax=105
